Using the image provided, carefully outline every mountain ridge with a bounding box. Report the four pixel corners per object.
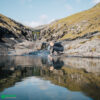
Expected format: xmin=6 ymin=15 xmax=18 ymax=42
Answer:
xmin=39 ymin=3 xmax=100 ymax=41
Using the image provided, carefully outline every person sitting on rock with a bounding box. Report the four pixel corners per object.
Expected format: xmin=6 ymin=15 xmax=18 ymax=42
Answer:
xmin=48 ymin=41 xmax=64 ymax=55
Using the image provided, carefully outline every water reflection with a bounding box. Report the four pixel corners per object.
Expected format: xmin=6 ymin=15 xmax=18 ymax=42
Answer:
xmin=0 ymin=56 xmax=100 ymax=100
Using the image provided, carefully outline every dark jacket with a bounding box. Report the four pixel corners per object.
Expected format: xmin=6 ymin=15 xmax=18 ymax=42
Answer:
xmin=50 ymin=42 xmax=64 ymax=54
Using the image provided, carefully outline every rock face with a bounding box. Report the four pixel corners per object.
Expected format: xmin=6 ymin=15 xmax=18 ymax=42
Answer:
xmin=39 ymin=3 xmax=100 ymax=57
xmin=0 ymin=14 xmax=34 ymax=55
xmin=0 ymin=14 xmax=33 ymax=42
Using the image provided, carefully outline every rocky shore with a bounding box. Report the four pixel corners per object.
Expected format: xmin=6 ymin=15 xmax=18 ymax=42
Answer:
xmin=0 ymin=39 xmax=100 ymax=58
xmin=0 ymin=40 xmax=42 ymax=55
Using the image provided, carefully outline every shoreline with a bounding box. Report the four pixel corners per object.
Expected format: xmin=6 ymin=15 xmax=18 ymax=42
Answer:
xmin=0 ymin=51 xmax=100 ymax=59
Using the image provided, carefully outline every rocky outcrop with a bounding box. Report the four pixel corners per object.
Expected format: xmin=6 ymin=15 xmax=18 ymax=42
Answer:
xmin=0 ymin=14 xmax=33 ymax=42
xmin=62 ymin=37 xmax=100 ymax=58
xmin=0 ymin=14 xmax=34 ymax=55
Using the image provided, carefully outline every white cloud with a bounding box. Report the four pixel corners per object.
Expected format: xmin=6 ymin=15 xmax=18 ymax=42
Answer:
xmin=23 ymin=14 xmax=54 ymax=27
xmin=65 ymin=4 xmax=73 ymax=11
xmin=40 ymin=14 xmax=48 ymax=20
xmin=39 ymin=14 xmax=48 ymax=24
xmin=24 ymin=21 xmax=42 ymax=27
xmin=76 ymin=0 xmax=81 ymax=3
xmin=48 ymin=19 xmax=55 ymax=23
xmin=92 ymin=0 xmax=100 ymax=4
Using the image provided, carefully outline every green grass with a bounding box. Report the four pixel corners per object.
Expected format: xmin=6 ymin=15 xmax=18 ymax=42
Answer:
xmin=47 ymin=3 xmax=100 ymax=40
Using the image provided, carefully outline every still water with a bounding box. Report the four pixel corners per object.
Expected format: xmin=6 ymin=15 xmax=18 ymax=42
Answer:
xmin=0 ymin=55 xmax=100 ymax=100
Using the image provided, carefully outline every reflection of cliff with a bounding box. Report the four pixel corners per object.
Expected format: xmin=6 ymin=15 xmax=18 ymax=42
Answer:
xmin=0 ymin=56 xmax=43 ymax=67
xmin=62 ymin=57 xmax=100 ymax=73
xmin=0 ymin=66 xmax=36 ymax=92
xmin=39 ymin=66 xmax=100 ymax=100
xmin=0 ymin=64 xmax=100 ymax=100
xmin=0 ymin=56 xmax=100 ymax=73
xmin=0 ymin=56 xmax=100 ymax=100
xmin=0 ymin=68 xmax=21 ymax=92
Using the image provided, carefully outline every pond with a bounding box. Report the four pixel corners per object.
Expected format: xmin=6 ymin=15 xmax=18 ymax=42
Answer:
xmin=0 ymin=55 xmax=100 ymax=100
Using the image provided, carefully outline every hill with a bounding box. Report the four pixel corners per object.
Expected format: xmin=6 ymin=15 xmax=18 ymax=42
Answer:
xmin=0 ymin=14 xmax=34 ymax=55
xmin=0 ymin=14 xmax=33 ymax=43
xmin=40 ymin=3 xmax=100 ymax=41
xmin=39 ymin=3 xmax=100 ymax=57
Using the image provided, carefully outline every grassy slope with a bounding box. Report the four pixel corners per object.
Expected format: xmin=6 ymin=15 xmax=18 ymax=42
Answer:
xmin=48 ymin=3 xmax=100 ymax=40
xmin=0 ymin=14 xmax=27 ymax=35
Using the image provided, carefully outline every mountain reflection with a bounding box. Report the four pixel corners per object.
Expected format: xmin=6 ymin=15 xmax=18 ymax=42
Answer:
xmin=0 ymin=56 xmax=100 ymax=100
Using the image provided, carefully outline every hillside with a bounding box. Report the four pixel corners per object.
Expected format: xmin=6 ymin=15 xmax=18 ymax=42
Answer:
xmin=39 ymin=3 xmax=100 ymax=57
xmin=0 ymin=14 xmax=35 ymax=55
xmin=40 ymin=3 xmax=100 ymax=41
xmin=0 ymin=14 xmax=33 ymax=43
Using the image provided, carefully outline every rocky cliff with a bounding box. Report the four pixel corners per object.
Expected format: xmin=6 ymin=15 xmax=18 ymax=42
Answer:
xmin=0 ymin=14 xmax=33 ymax=42
xmin=39 ymin=3 xmax=100 ymax=57
xmin=0 ymin=14 xmax=34 ymax=55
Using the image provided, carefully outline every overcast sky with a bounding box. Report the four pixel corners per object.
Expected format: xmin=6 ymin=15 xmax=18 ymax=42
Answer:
xmin=0 ymin=0 xmax=100 ymax=27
